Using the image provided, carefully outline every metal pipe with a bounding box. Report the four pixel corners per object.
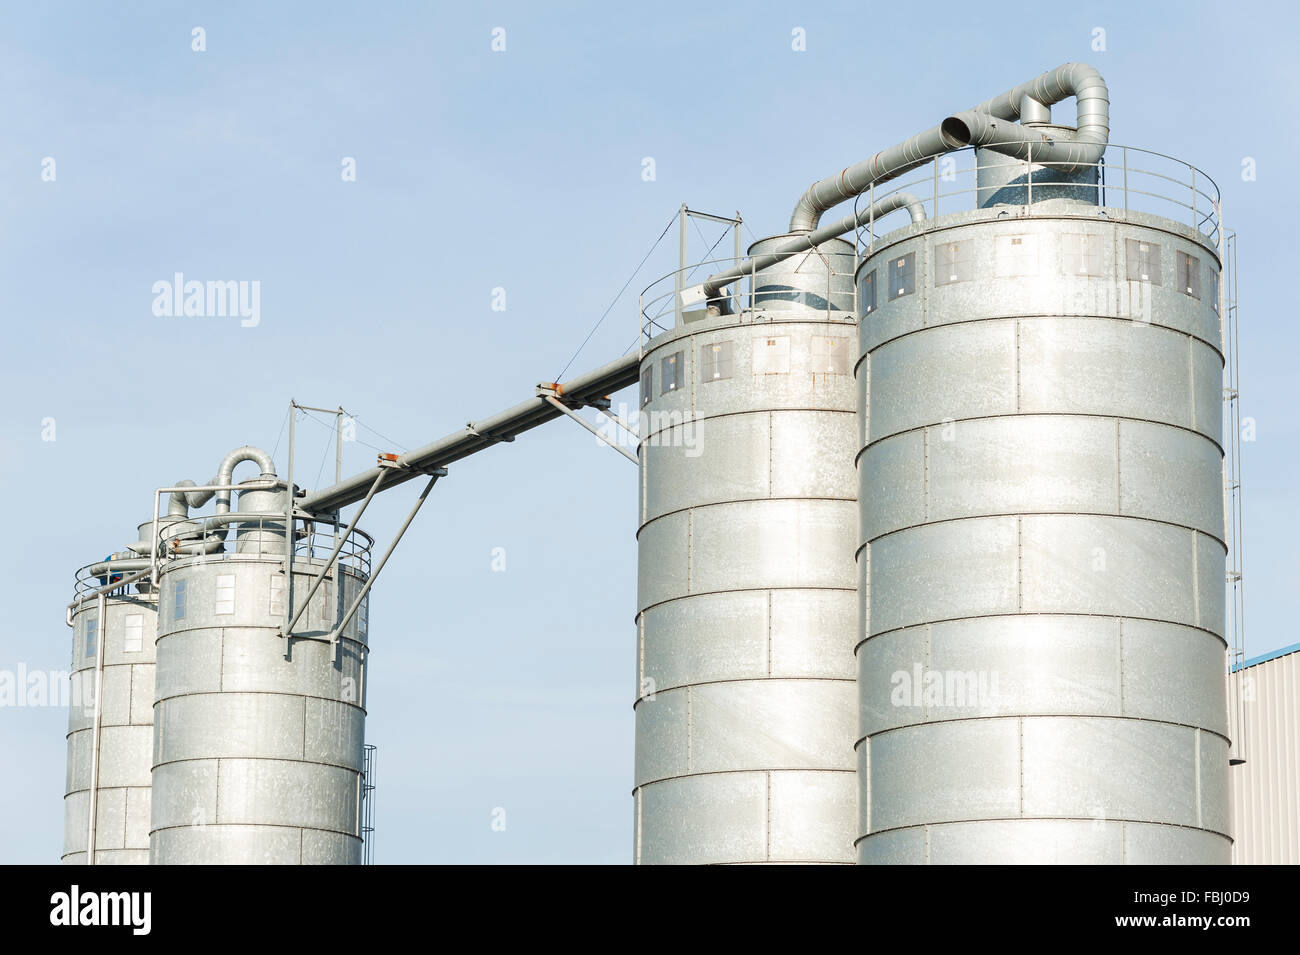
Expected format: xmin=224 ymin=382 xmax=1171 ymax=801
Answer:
xmin=148 ymin=479 xmax=281 ymax=584
xmin=300 ymin=352 xmax=641 ymax=515
xmin=85 ymin=589 xmax=106 ymax=865
xmin=788 ymin=62 xmax=1108 ymax=231
xmin=702 ymin=192 xmax=926 ymax=312
xmin=285 ymin=470 xmax=387 ymax=635
xmin=325 ymin=471 xmax=443 ymax=645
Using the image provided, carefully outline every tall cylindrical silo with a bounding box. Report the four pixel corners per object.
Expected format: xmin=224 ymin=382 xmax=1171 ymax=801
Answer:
xmin=150 ymin=461 xmax=372 ymax=864
xmin=633 ymin=236 xmax=860 ymax=864
xmin=854 ymin=166 xmax=1230 ymax=862
xmin=64 ymin=583 xmax=158 ymax=864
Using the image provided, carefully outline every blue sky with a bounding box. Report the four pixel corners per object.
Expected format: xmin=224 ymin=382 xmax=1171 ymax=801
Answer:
xmin=0 ymin=1 xmax=1295 ymax=863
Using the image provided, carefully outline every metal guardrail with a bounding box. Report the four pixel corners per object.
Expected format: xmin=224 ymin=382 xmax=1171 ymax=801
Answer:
xmin=73 ymin=514 xmax=375 ymax=599
xmin=638 ymin=142 xmax=1221 ymax=349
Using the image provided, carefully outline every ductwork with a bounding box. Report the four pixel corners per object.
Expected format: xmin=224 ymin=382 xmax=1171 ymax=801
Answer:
xmin=787 ymin=62 xmax=1109 ymax=232
xmin=703 ymin=192 xmax=926 ymax=313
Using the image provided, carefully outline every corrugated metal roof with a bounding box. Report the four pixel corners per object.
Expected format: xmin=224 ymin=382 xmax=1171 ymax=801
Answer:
xmin=1233 ymin=642 xmax=1300 ymax=672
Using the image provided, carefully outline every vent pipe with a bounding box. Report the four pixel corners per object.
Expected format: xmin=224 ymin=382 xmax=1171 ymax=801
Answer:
xmin=787 ymin=62 xmax=1108 ymax=233
xmin=703 ymin=191 xmax=925 ymax=313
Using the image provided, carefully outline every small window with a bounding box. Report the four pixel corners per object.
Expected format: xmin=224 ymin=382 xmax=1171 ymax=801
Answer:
xmin=1063 ymin=234 xmax=1104 ymax=276
xmin=752 ymin=336 xmax=790 ymax=375
xmin=934 ymin=240 xmax=973 ymax=286
xmin=660 ymin=351 xmax=684 ymax=395
xmin=996 ymin=235 xmax=1039 ymax=277
xmin=173 ymin=579 xmax=187 ymax=622
xmin=860 ymin=269 xmax=877 ymax=315
xmin=269 ymin=574 xmax=285 ymax=616
xmin=85 ymin=617 xmax=98 ymax=658
xmin=640 ymin=366 xmax=653 ymax=408
xmin=1125 ymin=239 xmax=1163 ymax=285
xmin=888 ymin=252 xmax=916 ymax=300
xmin=812 ymin=336 xmax=851 ymax=375
xmin=214 ymin=574 xmax=236 ymax=615
xmin=1211 ymin=269 xmax=1220 ymax=314
xmin=124 ymin=614 xmax=144 ymax=653
xmin=701 ymin=341 xmax=734 ymax=381
xmin=1177 ymin=252 xmax=1201 ymax=299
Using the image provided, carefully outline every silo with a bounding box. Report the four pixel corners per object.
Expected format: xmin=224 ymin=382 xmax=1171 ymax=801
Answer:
xmin=150 ymin=448 xmax=372 ymax=864
xmin=854 ymin=151 xmax=1230 ymax=861
xmin=633 ymin=236 xmax=860 ymax=864
xmin=63 ymin=581 xmax=158 ymax=864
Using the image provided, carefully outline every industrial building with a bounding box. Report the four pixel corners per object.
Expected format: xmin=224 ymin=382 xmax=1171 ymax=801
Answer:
xmin=60 ymin=62 xmax=1295 ymax=864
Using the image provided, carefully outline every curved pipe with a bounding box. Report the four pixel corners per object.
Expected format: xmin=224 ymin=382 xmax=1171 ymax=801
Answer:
xmin=703 ymin=192 xmax=926 ymax=313
xmin=213 ymin=446 xmax=276 ymax=515
xmin=788 ymin=62 xmax=1108 ymax=231
xmin=168 ymin=479 xmax=197 ymax=517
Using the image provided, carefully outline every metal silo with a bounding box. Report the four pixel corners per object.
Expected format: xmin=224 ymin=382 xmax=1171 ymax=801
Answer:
xmin=851 ymin=102 xmax=1230 ymax=861
xmin=633 ymin=235 xmax=861 ymax=864
xmin=63 ymin=573 xmax=158 ymax=865
xmin=149 ymin=447 xmax=372 ymax=864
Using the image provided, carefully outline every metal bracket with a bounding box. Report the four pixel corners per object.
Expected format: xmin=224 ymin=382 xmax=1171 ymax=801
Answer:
xmin=537 ymin=385 xmax=638 ymax=465
xmin=466 ymin=423 xmax=515 ymax=443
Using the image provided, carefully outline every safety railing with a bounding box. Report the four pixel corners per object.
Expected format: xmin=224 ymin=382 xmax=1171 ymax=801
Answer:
xmin=851 ymin=142 xmax=1220 ymax=252
xmin=638 ymin=142 xmax=1221 ymax=350
xmin=73 ymin=513 xmax=374 ymax=600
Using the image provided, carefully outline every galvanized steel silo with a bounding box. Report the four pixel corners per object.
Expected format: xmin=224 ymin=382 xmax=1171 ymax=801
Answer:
xmin=854 ymin=150 xmax=1230 ymax=862
xmin=150 ymin=450 xmax=372 ymax=864
xmin=64 ymin=584 xmax=158 ymax=864
xmin=633 ymin=236 xmax=860 ymax=864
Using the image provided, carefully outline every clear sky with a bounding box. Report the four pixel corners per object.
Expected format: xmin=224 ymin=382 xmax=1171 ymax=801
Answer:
xmin=1 ymin=0 xmax=1295 ymax=864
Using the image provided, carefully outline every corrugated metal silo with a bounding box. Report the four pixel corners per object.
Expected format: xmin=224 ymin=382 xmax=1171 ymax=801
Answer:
xmin=150 ymin=451 xmax=372 ymax=864
xmin=633 ymin=237 xmax=860 ymax=864
xmin=63 ymin=586 xmax=158 ymax=864
xmin=854 ymin=150 xmax=1231 ymax=862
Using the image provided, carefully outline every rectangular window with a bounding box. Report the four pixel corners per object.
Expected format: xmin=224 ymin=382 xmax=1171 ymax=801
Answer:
xmin=995 ymin=234 xmax=1039 ymax=277
xmin=812 ymin=336 xmax=851 ymax=375
xmin=1063 ymin=234 xmax=1104 ymax=276
xmin=660 ymin=351 xmax=684 ymax=395
xmin=1125 ymin=239 xmax=1163 ymax=285
xmin=269 ymin=574 xmax=285 ymax=617
xmin=860 ymin=269 xmax=877 ymax=315
xmin=888 ymin=252 xmax=916 ymax=300
xmin=934 ymin=239 xmax=973 ymax=286
xmin=124 ymin=614 xmax=144 ymax=653
xmin=214 ymin=574 xmax=236 ymax=615
xmin=752 ymin=336 xmax=790 ymax=375
xmin=640 ymin=366 xmax=653 ymax=408
xmin=1211 ymin=269 xmax=1220 ymax=314
xmin=85 ymin=617 xmax=98 ymax=658
xmin=173 ymin=579 xmax=187 ymax=622
xmin=1177 ymin=252 xmax=1201 ymax=299
xmin=700 ymin=341 xmax=734 ymax=381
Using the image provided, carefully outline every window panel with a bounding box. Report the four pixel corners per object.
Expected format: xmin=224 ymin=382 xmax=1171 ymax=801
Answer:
xmin=934 ymin=239 xmax=973 ymax=286
xmin=1125 ymin=239 xmax=1163 ymax=285
xmin=173 ymin=579 xmax=187 ymax=622
xmin=860 ymin=269 xmax=877 ymax=315
xmin=1063 ymin=234 xmax=1104 ymax=276
xmin=124 ymin=614 xmax=143 ymax=653
xmin=812 ymin=336 xmax=851 ymax=375
xmin=1177 ymin=252 xmax=1201 ymax=299
xmin=753 ymin=336 xmax=790 ymax=375
xmin=700 ymin=340 xmax=734 ymax=381
xmin=888 ymin=252 xmax=916 ymax=300
xmin=214 ymin=574 xmax=236 ymax=615
xmin=995 ymin=235 xmax=1038 ymax=277
xmin=660 ymin=351 xmax=684 ymax=395
xmin=640 ymin=366 xmax=653 ymax=408
xmin=85 ymin=617 xmax=98 ymax=658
